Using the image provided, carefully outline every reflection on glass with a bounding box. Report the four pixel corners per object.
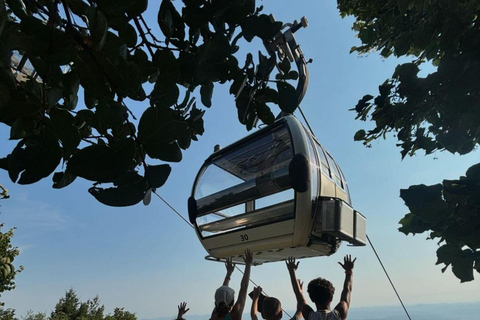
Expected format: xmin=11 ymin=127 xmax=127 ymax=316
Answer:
xmin=197 ymin=200 xmax=294 ymax=237
xmin=255 ymin=189 xmax=294 ymax=210
xmin=193 ymin=124 xmax=296 ymax=238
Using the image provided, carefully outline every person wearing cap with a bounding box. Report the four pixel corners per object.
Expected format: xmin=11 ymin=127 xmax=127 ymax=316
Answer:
xmin=211 ymin=249 xmax=253 ymax=320
xmin=286 ymin=255 xmax=356 ymax=320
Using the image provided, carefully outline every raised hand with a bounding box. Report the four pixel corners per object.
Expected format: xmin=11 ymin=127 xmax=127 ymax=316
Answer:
xmin=252 ymin=286 xmax=262 ymax=299
xmin=297 ymin=279 xmax=304 ymax=292
xmin=177 ymin=302 xmax=190 ymax=319
xmin=225 ymin=257 xmax=236 ymax=274
xmin=286 ymin=256 xmax=299 ymax=273
xmin=338 ymin=255 xmax=356 ymax=271
xmin=243 ymin=249 xmax=253 ymax=266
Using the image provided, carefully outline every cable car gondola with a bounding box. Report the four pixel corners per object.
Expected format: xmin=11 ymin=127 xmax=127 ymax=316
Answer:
xmin=188 ymin=16 xmax=366 ymax=265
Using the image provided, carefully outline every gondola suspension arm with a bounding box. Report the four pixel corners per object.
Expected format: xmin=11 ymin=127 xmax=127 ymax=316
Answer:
xmin=263 ymin=16 xmax=310 ymax=109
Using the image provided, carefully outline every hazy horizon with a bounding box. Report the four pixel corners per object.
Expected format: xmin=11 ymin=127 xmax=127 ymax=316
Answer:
xmin=145 ymin=302 xmax=480 ymax=320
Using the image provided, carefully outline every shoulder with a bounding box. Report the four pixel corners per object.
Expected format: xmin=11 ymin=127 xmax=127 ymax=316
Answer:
xmin=334 ymin=301 xmax=348 ymax=319
xmin=330 ymin=309 xmax=343 ymax=320
xmin=305 ymin=311 xmax=319 ymax=320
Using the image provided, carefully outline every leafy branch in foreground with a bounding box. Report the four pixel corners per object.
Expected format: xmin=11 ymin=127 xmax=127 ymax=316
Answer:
xmin=338 ymin=0 xmax=480 ymax=281
xmin=0 ymin=0 xmax=299 ymax=206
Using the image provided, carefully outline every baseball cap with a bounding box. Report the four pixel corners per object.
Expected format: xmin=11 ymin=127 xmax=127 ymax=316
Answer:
xmin=215 ymin=286 xmax=235 ymax=307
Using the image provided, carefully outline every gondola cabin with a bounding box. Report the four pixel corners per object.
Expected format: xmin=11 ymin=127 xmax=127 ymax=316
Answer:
xmin=188 ymin=115 xmax=366 ymax=265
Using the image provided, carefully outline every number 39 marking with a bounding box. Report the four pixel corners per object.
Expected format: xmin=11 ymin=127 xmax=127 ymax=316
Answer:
xmin=240 ymin=234 xmax=249 ymax=241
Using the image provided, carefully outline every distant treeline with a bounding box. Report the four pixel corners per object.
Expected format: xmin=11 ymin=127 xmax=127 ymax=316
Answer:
xmin=0 ymin=288 xmax=137 ymax=320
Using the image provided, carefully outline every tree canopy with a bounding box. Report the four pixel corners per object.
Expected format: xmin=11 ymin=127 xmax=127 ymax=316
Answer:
xmin=0 ymin=288 xmax=137 ymax=320
xmin=0 ymin=0 xmax=297 ymax=207
xmin=0 ymin=223 xmax=23 ymax=303
xmin=338 ymin=0 xmax=480 ymax=282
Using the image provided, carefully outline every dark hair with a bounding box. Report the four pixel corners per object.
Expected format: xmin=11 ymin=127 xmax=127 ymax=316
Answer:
xmin=307 ymin=277 xmax=335 ymax=305
xmin=215 ymin=302 xmax=233 ymax=317
xmin=262 ymin=297 xmax=281 ymax=319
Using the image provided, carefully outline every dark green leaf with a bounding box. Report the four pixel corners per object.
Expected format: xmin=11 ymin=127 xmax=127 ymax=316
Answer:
xmin=145 ymin=164 xmax=171 ymax=188
xmin=256 ymin=102 xmax=275 ymax=125
xmin=138 ymin=107 xmax=184 ymax=162
xmin=158 ymin=0 xmax=184 ymax=40
xmin=466 ymin=163 xmax=480 ymax=181
xmin=84 ymin=90 xmax=98 ymax=109
xmin=74 ymin=51 xmax=112 ymax=100
xmin=119 ymin=23 xmax=138 ymax=48
xmin=146 ymin=141 xmax=182 ymax=162
xmin=286 ymin=70 xmax=299 ymax=80
xmin=256 ymin=51 xmax=276 ymax=81
xmin=52 ymin=170 xmax=77 ymax=189
xmin=255 ymin=87 xmax=278 ymax=104
xmin=153 ymin=49 xmax=181 ymax=83
xmin=354 ymin=130 xmax=366 ymax=141
xmin=200 ymin=81 xmax=214 ymax=108
xmin=235 ymin=84 xmax=253 ymax=125
xmin=393 ymin=63 xmax=419 ymax=80
xmin=279 ymin=57 xmax=291 ymax=74
xmin=400 ymin=184 xmax=450 ymax=223
xmin=113 ymin=170 xmax=144 ymax=187
xmin=452 ymin=250 xmax=475 ymax=282
xmin=62 ymin=72 xmax=80 ymax=110
xmin=134 ymin=48 xmax=148 ymax=65
xmin=67 ymin=138 xmax=135 ymax=182
xmin=241 ymin=15 xmax=282 ymax=42
xmin=9 ymin=118 xmax=27 ymax=140
xmin=86 ymin=7 xmax=108 ymax=50
xmin=50 ymin=108 xmax=81 ymax=158
xmin=89 ymin=179 xmax=147 ymax=207
xmin=277 ymin=81 xmax=298 ymax=113
xmin=150 ymin=80 xmax=179 ymax=108
xmin=5 ymin=125 xmax=62 ymax=184
xmin=126 ymin=0 xmax=148 ymax=17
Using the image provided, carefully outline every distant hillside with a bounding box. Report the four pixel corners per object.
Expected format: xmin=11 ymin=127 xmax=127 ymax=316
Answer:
xmin=144 ymin=302 xmax=480 ymax=320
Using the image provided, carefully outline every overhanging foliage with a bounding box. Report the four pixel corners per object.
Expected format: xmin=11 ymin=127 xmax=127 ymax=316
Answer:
xmin=338 ymin=0 xmax=480 ymax=281
xmin=0 ymin=0 xmax=298 ymax=206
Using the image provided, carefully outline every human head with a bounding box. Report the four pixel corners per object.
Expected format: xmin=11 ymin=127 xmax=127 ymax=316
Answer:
xmin=214 ymin=286 xmax=235 ymax=316
xmin=307 ymin=277 xmax=335 ymax=306
xmin=261 ymin=297 xmax=282 ymax=320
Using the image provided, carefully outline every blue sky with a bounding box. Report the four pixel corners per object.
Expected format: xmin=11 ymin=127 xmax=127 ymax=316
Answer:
xmin=1 ymin=1 xmax=480 ymax=319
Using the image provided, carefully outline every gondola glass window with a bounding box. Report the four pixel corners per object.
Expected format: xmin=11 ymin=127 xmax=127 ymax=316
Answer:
xmin=326 ymin=153 xmax=343 ymax=189
xmin=313 ymin=140 xmax=330 ymax=176
xmin=194 ymin=125 xmax=295 ymax=237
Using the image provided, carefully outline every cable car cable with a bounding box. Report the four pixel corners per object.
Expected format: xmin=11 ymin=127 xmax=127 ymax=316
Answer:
xmin=153 ymin=191 xmax=194 ymax=228
xmin=151 ymin=190 xmax=292 ymax=318
xmin=366 ymin=234 xmax=412 ymax=320
xmin=297 ymin=105 xmax=315 ymax=137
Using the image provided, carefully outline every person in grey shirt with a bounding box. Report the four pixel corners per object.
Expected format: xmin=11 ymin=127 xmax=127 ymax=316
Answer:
xmin=286 ymin=255 xmax=356 ymax=320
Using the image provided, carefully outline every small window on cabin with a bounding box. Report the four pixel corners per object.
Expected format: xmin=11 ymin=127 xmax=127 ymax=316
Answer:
xmin=325 ymin=153 xmax=343 ymax=188
xmin=314 ymin=142 xmax=330 ymax=176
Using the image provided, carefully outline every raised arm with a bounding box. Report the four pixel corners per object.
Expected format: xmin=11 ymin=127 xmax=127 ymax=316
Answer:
xmin=176 ymin=302 xmax=190 ymax=320
xmin=231 ymin=249 xmax=253 ymax=320
xmin=250 ymin=286 xmax=262 ymax=320
xmin=334 ymin=255 xmax=356 ymax=320
xmin=286 ymin=257 xmax=313 ymax=320
xmin=223 ymin=257 xmax=236 ymax=286
xmin=293 ymin=279 xmax=304 ymax=320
